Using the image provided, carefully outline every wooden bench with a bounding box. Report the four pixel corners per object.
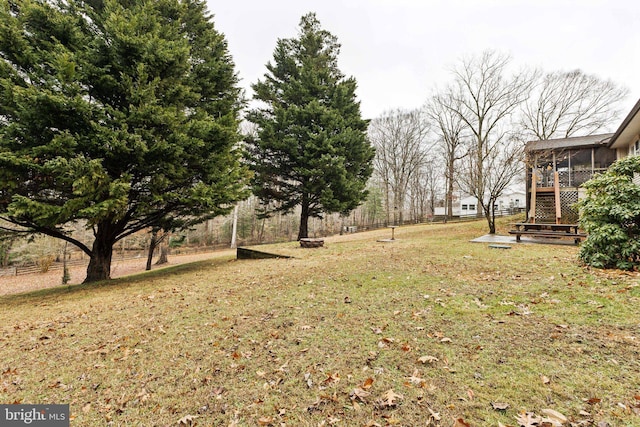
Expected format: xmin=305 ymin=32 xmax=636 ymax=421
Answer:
xmin=508 ymin=223 xmax=587 ymax=245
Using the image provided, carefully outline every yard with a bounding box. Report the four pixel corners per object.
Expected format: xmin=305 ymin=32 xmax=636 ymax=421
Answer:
xmin=0 ymin=219 xmax=638 ymax=426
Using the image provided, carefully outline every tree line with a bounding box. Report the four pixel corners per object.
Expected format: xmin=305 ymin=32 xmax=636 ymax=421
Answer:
xmin=372 ymin=51 xmax=627 ymax=234
xmin=0 ymin=1 xmax=628 ymax=283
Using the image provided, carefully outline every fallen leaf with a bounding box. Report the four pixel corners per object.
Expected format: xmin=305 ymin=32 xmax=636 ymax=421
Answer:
xmin=492 ymin=402 xmax=509 ymax=410
xmin=376 ymin=389 xmax=403 ymax=408
xmin=178 ymin=414 xmax=197 ymax=426
xmin=48 ymin=381 xmax=66 ymax=389
xmin=350 ymin=387 xmax=370 ymax=402
xmin=304 ymin=372 xmax=313 ymax=388
xmin=322 ymin=372 xmax=340 ymax=384
xmin=515 ymin=412 xmax=541 ymax=427
xmin=427 ymin=407 xmax=441 ymax=421
xmin=541 ymin=408 xmax=567 ymax=424
xmin=257 ymin=416 xmax=274 ymax=425
xmin=362 ymin=377 xmax=374 ymax=389
xmin=407 ymin=373 xmax=425 ymax=386
xmin=453 ymin=418 xmax=471 ymax=427
xmin=541 ymin=375 xmax=551 ymax=384
xmin=306 ymin=397 xmax=323 ymax=413
xmin=418 ymin=355 xmax=439 ymax=364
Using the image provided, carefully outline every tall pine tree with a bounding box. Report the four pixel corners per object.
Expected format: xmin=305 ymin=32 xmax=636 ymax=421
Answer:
xmin=0 ymin=0 xmax=248 ymax=282
xmin=246 ymin=13 xmax=374 ymax=240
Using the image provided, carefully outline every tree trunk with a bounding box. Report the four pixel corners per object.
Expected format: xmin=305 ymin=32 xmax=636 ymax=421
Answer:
xmin=258 ymin=218 xmax=265 ymax=242
xmin=446 ymin=162 xmax=455 ymax=220
xmin=394 ymin=191 xmax=404 ymax=225
xmin=62 ymin=242 xmax=70 ymax=285
xmin=490 ymin=199 xmax=497 ymax=234
xmin=298 ymin=198 xmax=310 ymax=240
xmin=230 ymin=204 xmax=239 ymax=249
xmin=156 ymin=240 xmax=168 ymax=265
xmin=146 ymin=230 xmax=159 ymax=271
xmin=483 ymin=202 xmax=496 ymax=234
xmin=429 ymin=187 xmax=436 ymax=220
xmin=84 ymin=227 xmax=115 ymax=283
xmin=487 ymin=215 xmax=496 ymax=234
xmin=384 ymin=180 xmax=391 ymax=225
xmin=491 ymin=210 xmax=496 ymax=234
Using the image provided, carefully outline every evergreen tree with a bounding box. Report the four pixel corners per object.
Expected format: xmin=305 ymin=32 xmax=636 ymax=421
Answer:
xmin=246 ymin=13 xmax=374 ymax=240
xmin=0 ymin=0 xmax=248 ymax=282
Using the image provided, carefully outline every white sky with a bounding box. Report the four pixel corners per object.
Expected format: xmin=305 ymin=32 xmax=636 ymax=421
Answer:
xmin=207 ymin=0 xmax=640 ymax=121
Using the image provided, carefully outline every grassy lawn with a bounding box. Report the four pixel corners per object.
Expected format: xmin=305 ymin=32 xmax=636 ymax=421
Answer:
xmin=1 ymin=218 xmax=639 ymax=426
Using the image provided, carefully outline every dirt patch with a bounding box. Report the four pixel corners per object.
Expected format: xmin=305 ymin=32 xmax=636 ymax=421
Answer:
xmin=0 ymin=251 xmax=230 ymax=296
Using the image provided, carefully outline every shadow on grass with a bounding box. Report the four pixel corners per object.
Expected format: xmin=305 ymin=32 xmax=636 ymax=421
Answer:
xmin=0 ymin=256 xmax=235 ymax=306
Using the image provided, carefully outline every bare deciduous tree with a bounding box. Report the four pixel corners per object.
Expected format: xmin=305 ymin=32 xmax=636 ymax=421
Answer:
xmin=425 ymin=91 xmax=468 ymax=220
xmin=458 ymin=136 xmax=524 ymax=231
xmin=444 ymin=50 xmax=534 ymax=233
xmin=369 ymin=109 xmax=431 ymax=224
xmin=408 ymin=158 xmax=443 ymax=222
xmin=522 ymin=69 xmax=629 ymax=140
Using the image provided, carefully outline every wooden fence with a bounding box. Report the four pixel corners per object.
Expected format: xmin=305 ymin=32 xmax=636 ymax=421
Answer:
xmin=0 ymin=244 xmax=232 ymax=278
xmin=0 ymin=209 xmax=525 ymax=278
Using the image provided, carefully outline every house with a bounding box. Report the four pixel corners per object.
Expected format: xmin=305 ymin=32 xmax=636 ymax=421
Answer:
xmin=499 ymin=189 xmax=527 ymax=212
xmin=459 ymin=195 xmax=480 ymax=217
xmin=608 ymin=98 xmax=640 ymax=159
xmin=434 ymin=190 xmax=526 ymax=218
xmin=525 ymin=97 xmax=640 ymax=224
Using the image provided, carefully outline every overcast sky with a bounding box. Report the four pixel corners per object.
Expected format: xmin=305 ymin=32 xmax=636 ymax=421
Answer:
xmin=207 ymin=0 xmax=639 ymax=122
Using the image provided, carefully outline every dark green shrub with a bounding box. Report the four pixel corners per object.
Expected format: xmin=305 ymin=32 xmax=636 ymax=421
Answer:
xmin=577 ymin=155 xmax=640 ymax=270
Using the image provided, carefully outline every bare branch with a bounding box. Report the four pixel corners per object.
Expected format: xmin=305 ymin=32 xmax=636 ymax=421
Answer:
xmin=521 ymin=69 xmax=629 ymax=140
xmin=434 ymin=50 xmax=533 ymax=232
xmin=369 ymin=108 xmax=432 ymax=223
